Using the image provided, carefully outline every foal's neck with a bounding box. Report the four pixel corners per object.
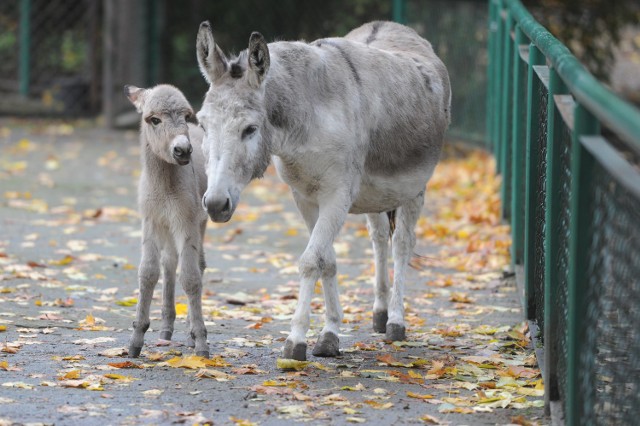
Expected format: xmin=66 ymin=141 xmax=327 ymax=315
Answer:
xmin=140 ymin=138 xmax=179 ymax=185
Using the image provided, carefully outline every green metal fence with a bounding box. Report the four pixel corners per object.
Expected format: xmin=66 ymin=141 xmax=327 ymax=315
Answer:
xmin=488 ymin=1 xmax=640 ymax=425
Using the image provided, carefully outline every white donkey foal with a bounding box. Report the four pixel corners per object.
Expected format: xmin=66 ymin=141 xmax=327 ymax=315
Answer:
xmin=196 ymin=21 xmax=450 ymax=360
xmin=125 ymin=84 xmax=210 ymax=358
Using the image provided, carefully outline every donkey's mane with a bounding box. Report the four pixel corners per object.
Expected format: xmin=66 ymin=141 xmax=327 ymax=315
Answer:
xmin=228 ymin=51 xmax=248 ymax=79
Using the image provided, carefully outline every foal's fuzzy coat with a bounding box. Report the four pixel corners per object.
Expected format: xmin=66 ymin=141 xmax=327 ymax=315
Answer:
xmin=125 ymin=84 xmax=210 ymax=358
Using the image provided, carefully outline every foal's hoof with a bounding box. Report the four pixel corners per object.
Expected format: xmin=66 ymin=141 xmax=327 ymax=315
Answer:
xmin=373 ymin=311 xmax=388 ymax=333
xmin=128 ymin=345 xmax=142 ymax=358
xmin=312 ymin=332 xmax=340 ymax=357
xmin=196 ymin=350 xmax=210 ymax=359
xmin=186 ymin=336 xmax=195 ymax=348
xmin=283 ymin=339 xmax=307 ymax=361
xmin=159 ymin=331 xmax=172 ymax=341
xmin=385 ymin=324 xmax=406 ymax=342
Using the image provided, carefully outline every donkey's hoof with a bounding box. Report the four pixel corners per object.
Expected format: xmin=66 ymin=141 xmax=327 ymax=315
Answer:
xmin=159 ymin=331 xmax=172 ymax=341
xmin=196 ymin=350 xmax=210 ymax=359
xmin=283 ymin=339 xmax=307 ymax=361
xmin=128 ymin=345 xmax=142 ymax=358
xmin=373 ymin=311 xmax=388 ymax=333
xmin=186 ymin=336 xmax=195 ymax=348
xmin=312 ymin=332 xmax=340 ymax=357
xmin=385 ymin=324 xmax=406 ymax=342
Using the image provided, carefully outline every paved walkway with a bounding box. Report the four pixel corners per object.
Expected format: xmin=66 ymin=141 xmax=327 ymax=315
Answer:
xmin=0 ymin=120 xmax=545 ymax=425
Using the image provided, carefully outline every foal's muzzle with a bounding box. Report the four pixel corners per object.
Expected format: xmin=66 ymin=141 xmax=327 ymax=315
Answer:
xmin=203 ymin=192 xmax=234 ymax=223
xmin=172 ymin=135 xmax=192 ymax=165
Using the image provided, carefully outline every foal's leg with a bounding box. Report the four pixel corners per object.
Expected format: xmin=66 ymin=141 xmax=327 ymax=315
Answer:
xmin=159 ymin=244 xmax=178 ymax=341
xmin=387 ymin=191 xmax=424 ymax=341
xmin=177 ymin=232 xmax=209 ymax=358
xmin=129 ymin=221 xmax=160 ymax=357
xmin=366 ymin=213 xmax=390 ymax=333
xmin=284 ymin=191 xmax=348 ymax=361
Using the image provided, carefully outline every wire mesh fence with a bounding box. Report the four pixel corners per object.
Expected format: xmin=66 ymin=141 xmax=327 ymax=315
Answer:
xmin=490 ymin=1 xmax=640 ymax=424
xmin=0 ymin=0 xmax=488 ymax=144
xmin=0 ymin=0 xmax=101 ymax=116
xmin=580 ymin=160 xmax=640 ymax=425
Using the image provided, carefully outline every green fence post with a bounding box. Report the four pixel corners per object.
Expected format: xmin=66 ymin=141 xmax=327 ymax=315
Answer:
xmin=543 ymin=67 xmax=567 ymax=410
xmin=494 ymin=0 xmax=505 ymax=172
xmin=566 ymin=105 xmax=599 ymax=426
xmin=487 ymin=0 xmax=496 ymax=148
xmin=392 ymin=0 xmax=406 ymax=24
xmin=19 ymin=0 xmax=31 ymax=97
xmin=523 ymin=44 xmax=544 ymax=321
xmin=510 ymin=24 xmax=527 ymax=266
xmin=500 ymin=7 xmax=514 ymax=219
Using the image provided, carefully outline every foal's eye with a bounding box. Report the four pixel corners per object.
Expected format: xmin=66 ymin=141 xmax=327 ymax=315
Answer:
xmin=241 ymin=125 xmax=258 ymax=140
xmin=150 ymin=117 xmax=161 ymax=126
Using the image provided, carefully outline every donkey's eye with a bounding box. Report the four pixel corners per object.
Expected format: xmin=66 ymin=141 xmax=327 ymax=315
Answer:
xmin=150 ymin=117 xmax=161 ymax=126
xmin=241 ymin=125 xmax=258 ymax=140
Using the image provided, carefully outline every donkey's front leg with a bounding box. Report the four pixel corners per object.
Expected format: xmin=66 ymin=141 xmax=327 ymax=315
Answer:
xmin=387 ymin=192 xmax=424 ymax=341
xmin=285 ymin=193 xmax=349 ymax=361
xmin=177 ymin=237 xmax=209 ymax=358
xmin=159 ymin=245 xmax=178 ymax=341
xmin=129 ymin=224 xmax=160 ymax=358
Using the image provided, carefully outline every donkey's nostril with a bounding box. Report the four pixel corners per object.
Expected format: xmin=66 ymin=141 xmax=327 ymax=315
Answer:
xmin=173 ymin=146 xmax=185 ymax=157
xmin=222 ymin=198 xmax=230 ymax=212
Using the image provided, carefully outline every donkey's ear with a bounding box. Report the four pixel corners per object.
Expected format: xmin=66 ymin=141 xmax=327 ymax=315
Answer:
xmin=197 ymin=21 xmax=228 ymax=84
xmin=247 ymin=32 xmax=270 ymax=88
xmin=124 ymin=85 xmax=146 ymax=113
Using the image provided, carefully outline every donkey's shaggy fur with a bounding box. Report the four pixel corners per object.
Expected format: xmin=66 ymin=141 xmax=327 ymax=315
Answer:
xmin=125 ymin=84 xmax=210 ymax=358
xmin=196 ymin=21 xmax=451 ymax=360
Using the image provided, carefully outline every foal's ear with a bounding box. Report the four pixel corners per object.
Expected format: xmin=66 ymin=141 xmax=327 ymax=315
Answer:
xmin=247 ymin=32 xmax=270 ymax=88
xmin=197 ymin=21 xmax=228 ymax=84
xmin=124 ymin=85 xmax=146 ymax=113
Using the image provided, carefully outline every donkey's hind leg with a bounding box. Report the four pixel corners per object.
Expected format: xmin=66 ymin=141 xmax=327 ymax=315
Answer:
xmin=129 ymin=223 xmax=160 ymax=357
xmin=159 ymin=244 xmax=178 ymax=341
xmin=366 ymin=213 xmax=390 ymax=333
xmin=387 ymin=191 xmax=424 ymax=341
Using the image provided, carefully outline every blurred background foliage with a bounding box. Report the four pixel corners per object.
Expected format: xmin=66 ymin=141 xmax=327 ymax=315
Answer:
xmin=523 ymin=0 xmax=640 ymax=80
xmin=0 ymin=0 xmax=637 ymax=144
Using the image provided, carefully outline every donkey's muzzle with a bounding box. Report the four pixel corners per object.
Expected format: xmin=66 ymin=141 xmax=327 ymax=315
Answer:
xmin=173 ymin=145 xmax=192 ymax=165
xmin=203 ymin=193 xmax=233 ymax=223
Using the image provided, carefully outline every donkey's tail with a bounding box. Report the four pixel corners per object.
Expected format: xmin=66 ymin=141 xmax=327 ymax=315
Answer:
xmin=386 ymin=208 xmax=436 ymax=270
xmin=386 ymin=210 xmax=397 ymax=239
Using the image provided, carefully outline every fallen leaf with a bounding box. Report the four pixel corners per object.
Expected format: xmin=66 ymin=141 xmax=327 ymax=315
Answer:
xmin=407 ymin=391 xmax=435 ymax=400
xmin=108 ymin=361 xmax=142 ymax=369
xmin=194 ymin=369 xmax=235 ymax=381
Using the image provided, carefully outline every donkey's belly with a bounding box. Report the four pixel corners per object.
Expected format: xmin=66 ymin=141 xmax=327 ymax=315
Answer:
xmin=349 ymin=170 xmax=429 ymax=214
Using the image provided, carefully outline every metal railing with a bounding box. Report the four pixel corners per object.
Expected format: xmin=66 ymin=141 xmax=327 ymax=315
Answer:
xmin=488 ymin=1 xmax=640 ymax=425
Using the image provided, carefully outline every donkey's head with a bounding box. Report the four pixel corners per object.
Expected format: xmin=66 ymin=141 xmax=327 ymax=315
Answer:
xmin=196 ymin=21 xmax=272 ymax=223
xmin=125 ymin=84 xmax=198 ymax=165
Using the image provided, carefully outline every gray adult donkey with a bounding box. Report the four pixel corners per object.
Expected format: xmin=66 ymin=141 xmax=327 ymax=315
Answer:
xmin=196 ymin=21 xmax=451 ymax=361
xmin=125 ymin=84 xmax=210 ymax=358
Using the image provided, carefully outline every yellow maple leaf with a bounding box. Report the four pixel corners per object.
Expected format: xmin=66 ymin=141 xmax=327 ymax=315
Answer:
xmin=407 ymin=391 xmax=434 ymax=400
xmin=175 ymin=303 xmax=188 ymax=316
xmin=60 ymin=370 xmax=81 ymax=380
xmin=115 ymin=298 xmax=138 ymax=307
xmin=229 ymin=416 xmax=257 ymax=426
xmin=165 ymin=355 xmax=230 ymax=369
xmin=49 ymin=255 xmax=74 ymax=266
